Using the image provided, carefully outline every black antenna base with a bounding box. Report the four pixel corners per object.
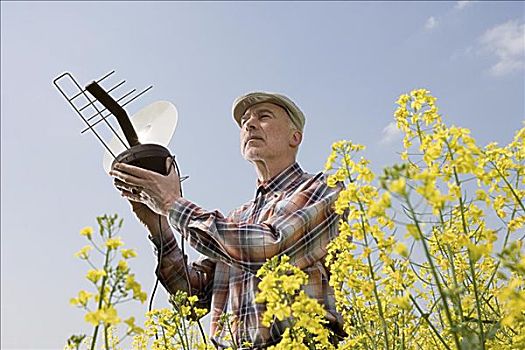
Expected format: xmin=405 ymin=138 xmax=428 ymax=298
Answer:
xmin=112 ymin=144 xmax=171 ymax=175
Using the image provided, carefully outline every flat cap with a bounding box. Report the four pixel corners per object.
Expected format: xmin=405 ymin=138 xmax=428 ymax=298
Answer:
xmin=232 ymin=92 xmax=305 ymax=131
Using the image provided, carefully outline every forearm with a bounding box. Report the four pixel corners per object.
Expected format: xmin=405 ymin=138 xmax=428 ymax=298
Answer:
xmin=168 ymin=190 xmax=340 ymax=274
xmin=148 ymin=223 xmax=214 ymax=306
xmin=144 ymin=214 xmax=173 ymax=245
xmin=149 ymin=225 xmax=193 ymax=294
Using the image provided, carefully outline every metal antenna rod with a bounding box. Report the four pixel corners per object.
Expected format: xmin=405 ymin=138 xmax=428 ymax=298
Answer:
xmin=79 ymin=81 xmax=127 ymax=113
xmin=80 ymin=82 xmax=129 ymax=153
xmin=53 ymin=72 xmax=118 ymax=158
xmin=53 ymin=70 xmax=154 ymax=161
xmin=86 ymin=81 xmax=140 ymax=147
xmin=67 ymin=70 xmax=116 ymax=101
xmin=80 ymin=85 xmax=153 ymax=133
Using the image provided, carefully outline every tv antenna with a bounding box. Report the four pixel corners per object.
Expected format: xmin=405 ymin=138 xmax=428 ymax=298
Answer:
xmin=53 ymin=71 xmax=203 ymax=339
xmin=53 ymin=70 xmax=178 ymax=175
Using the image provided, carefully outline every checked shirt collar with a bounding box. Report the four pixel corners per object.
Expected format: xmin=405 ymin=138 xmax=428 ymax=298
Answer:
xmin=254 ymin=162 xmax=304 ymax=198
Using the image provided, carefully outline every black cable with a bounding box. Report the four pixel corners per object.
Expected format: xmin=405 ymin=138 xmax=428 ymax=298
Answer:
xmin=147 ymin=155 xmax=209 ymax=347
xmin=146 ymin=156 xmax=177 ymax=340
xmin=147 ymin=215 xmax=163 ymax=313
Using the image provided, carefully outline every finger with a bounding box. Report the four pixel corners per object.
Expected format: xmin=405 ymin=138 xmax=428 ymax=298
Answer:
xmin=114 ymin=178 xmax=129 ymax=185
xmin=166 ymin=157 xmax=176 ymax=176
xmin=114 ymin=178 xmax=128 ymax=190
xmin=110 ymin=168 xmax=146 ymax=187
xmin=116 ymin=184 xmax=142 ymax=195
xmin=119 ymin=188 xmax=133 ymax=196
xmin=120 ymin=189 xmax=143 ymax=202
xmin=113 ymin=162 xmax=157 ymax=178
xmin=114 ymin=179 xmax=141 ymax=193
xmin=166 ymin=158 xmax=182 ymax=183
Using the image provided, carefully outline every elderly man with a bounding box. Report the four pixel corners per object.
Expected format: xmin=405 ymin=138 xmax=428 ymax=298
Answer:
xmin=110 ymin=92 xmax=343 ymax=348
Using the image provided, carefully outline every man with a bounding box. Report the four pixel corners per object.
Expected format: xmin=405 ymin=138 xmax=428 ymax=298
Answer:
xmin=110 ymin=92 xmax=343 ymax=348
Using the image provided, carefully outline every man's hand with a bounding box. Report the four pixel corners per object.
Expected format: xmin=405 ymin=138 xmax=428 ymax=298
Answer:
xmin=110 ymin=157 xmax=181 ymax=216
xmin=127 ymin=201 xmax=162 ymax=231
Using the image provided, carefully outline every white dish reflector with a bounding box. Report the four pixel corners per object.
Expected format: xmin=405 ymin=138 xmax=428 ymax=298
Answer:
xmin=103 ymin=100 xmax=178 ymax=173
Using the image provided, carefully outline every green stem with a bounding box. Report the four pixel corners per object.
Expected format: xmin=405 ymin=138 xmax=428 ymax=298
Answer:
xmin=196 ymin=320 xmax=208 ymax=347
xmin=226 ymin=315 xmax=239 ymax=350
xmin=104 ymin=325 xmax=109 ymax=350
xmin=405 ymin=195 xmax=462 ymax=349
xmin=384 ymin=253 xmax=452 ymax=349
xmin=349 ymin=288 xmax=377 ymax=346
xmin=401 ymin=311 xmax=405 ymax=350
xmin=490 ymin=160 xmax=525 ymax=212
xmin=171 ymin=308 xmax=188 ymax=350
xmin=481 ymin=194 xmax=519 ymax=298
xmin=356 ymin=204 xmax=390 ymax=349
xmin=117 ymin=329 xmax=133 ymax=345
xmin=467 ymin=251 xmax=486 ymax=348
xmin=179 ymin=305 xmax=190 ymax=349
xmin=438 ymin=209 xmax=465 ymax=324
xmin=384 ymin=256 xmax=452 ymax=350
xmin=161 ymin=325 xmax=169 ymax=349
xmin=412 ymin=117 xmax=424 ymax=145
xmin=408 ymin=294 xmax=451 ymax=350
xmin=446 ymin=244 xmax=464 ymax=321
xmin=447 ymin=143 xmax=486 ymax=348
xmin=89 ymin=225 xmax=113 ymax=350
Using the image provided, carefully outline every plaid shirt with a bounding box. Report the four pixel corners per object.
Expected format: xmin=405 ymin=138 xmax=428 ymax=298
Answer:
xmin=150 ymin=162 xmax=343 ymax=349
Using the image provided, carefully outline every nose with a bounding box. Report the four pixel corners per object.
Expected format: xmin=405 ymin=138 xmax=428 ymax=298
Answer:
xmin=243 ymin=115 xmax=258 ymax=131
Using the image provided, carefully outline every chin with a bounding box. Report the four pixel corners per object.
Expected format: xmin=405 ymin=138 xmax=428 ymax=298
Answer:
xmin=244 ymin=153 xmax=260 ymax=161
xmin=243 ymin=149 xmax=264 ymax=161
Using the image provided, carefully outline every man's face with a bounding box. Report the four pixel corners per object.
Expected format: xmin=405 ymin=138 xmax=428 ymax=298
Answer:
xmin=239 ymin=102 xmax=300 ymax=162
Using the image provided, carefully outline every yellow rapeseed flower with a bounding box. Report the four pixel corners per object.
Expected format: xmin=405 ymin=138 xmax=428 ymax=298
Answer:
xmin=85 ymin=310 xmax=101 ymax=326
xmin=394 ymin=242 xmax=409 ymax=257
xmin=391 ymin=294 xmax=411 ymax=310
xmin=395 ymin=93 xmax=410 ymax=107
xmin=508 ymin=216 xmax=525 ymax=232
xmin=70 ymin=290 xmax=93 ymax=307
xmin=105 ymin=237 xmax=124 ymax=250
xmin=324 ymin=151 xmax=337 ymax=172
xmin=389 ymin=178 xmax=406 ymax=195
xmin=117 ymin=260 xmax=129 ymax=272
xmin=467 ymin=242 xmax=492 ymax=262
xmin=121 ymin=248 xmax=137 ymax=259
xmin=126 ymin=274 xmax=147 ymax=303
xmin=74 ymin=245 xmax=93 ymax=260
xmin=85 ymin=306 xmax=120 ymax=326
xmin=406 ymin=224 xmax=421 ymax=240
xmin=86 ymin=269 xmax=106 ymax=283
xmin=79 ymin=226 xmax=93 ymax=239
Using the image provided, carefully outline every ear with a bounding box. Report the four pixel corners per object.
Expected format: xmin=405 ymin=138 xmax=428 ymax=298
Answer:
xmin=290 ymin=130 xmax=302 ymax=148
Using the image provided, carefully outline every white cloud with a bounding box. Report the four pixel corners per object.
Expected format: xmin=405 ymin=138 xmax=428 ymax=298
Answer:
xmin=380 ymin=122 xmax=402 ymax=145
xmin=479 ymin=19 xmax=525 ymax=76
xmin=424 ymin=16 xmax=439 ymax=31
xmin=455 ymin=1 xmax=473 ymax=10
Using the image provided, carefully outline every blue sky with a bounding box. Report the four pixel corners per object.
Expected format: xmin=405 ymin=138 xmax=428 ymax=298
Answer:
xmin=1 ymin=1 xmax=524 ymax=348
